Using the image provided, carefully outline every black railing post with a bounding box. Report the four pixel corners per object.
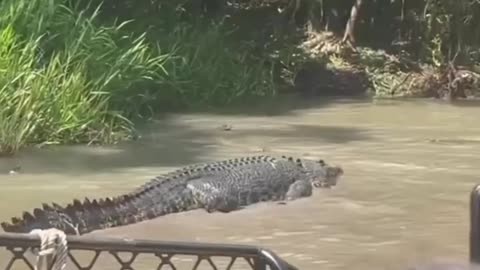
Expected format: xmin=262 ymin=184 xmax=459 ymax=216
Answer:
xmin=253 ymin=256 xmax=268 ymax=270
xmin=470 ymin=184 xmax=480 ymax=264
xmin=259 ymin=249 xmax=299 ymax=270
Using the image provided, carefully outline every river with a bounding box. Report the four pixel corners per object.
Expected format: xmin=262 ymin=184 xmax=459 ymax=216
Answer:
xmin=1 ymin=97 xmax=479 ymax=270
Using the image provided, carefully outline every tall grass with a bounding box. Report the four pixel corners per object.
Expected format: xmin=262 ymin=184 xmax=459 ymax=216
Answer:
xmin=0 ymin=0 xmax=169 ymax=155
xmin=156 ymin=23 xmax=276 ymax=108
xmin=0 ymin=0 xmax=275 ymax=155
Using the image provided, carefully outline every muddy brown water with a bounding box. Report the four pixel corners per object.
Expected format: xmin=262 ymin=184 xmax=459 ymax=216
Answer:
xmin=1 ymin=97 xmax=480 ymax=270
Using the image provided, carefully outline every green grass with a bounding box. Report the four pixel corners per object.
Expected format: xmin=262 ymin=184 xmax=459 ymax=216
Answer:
xmin=156 ymin=23 xmax=275 ymax=108
xmin=0 ymin=0 xmax=166 ymax=155
xmin=0 ymin=0 xmax=275 ymax=155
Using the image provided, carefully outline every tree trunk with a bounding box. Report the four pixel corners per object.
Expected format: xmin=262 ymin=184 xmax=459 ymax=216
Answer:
xmin=342 ymin=0 xmax=363 ymax=46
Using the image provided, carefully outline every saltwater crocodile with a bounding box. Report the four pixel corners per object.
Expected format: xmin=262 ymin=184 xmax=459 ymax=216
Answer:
xmin=1 ymin=155 xmax=344 ymax=235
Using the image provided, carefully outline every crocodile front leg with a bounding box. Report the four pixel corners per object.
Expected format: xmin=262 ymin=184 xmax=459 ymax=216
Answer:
xmin=187 ymin=180 xmax=243 ymax=213
xmin=204 ymin=194 xmax=243 ymax=213
xmin=285 ymin=179 xmax=313 ymax=200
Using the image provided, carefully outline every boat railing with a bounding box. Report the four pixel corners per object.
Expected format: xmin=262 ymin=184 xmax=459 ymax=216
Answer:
xmin=0 ymin=232 xmax=298 ymax=270
xmin=3 ymin=183 xmax=480 ymax=269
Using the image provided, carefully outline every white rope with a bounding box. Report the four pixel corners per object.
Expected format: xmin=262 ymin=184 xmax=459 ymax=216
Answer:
xmin=29 ymin=228 xmax=69 ymax=270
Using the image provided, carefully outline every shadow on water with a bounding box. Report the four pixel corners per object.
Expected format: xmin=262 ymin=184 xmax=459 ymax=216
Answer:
xmin=5 ymin=96 xmax=478 ymax=176
xmin=1 ymin=120 xmax=212 ymax=175
xmin=174 ymin=94 xmax=374 ymax=116
xmin=448 ymin=99 xmax=480 ymax=108
xmin=0 ymin=96 xmax=374 ymax=175
xmin=226 ymin=124 xmax=371 ymax=144
xmin=371 ymin=96 xmax=480 ymax=108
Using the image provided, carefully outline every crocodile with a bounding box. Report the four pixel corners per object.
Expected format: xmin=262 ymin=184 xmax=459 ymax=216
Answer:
xmin=1 ymin=155 xmax=344 ymax=235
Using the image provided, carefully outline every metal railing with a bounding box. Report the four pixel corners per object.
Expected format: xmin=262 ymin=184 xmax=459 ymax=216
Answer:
xmin=3 ymin=183 xmax=480 ymax=269
xmin=470 ymin=183 xmax=480 ymax=264
xmin=0 ymin=232 xmax=298 ymax=270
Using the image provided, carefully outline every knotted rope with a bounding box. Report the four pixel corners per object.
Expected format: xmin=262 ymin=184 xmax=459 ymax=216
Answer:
xmin=29 ymin=228 xmax=69 ymax=270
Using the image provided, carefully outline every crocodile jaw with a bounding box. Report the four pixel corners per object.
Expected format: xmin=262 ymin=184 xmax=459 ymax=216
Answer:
xmin=313 ymin=166 xmax=344 ymax=188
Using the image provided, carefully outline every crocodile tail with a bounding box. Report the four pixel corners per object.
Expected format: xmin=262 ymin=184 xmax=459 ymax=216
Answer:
xmin=0 ymin=196 xmax=126 ymax=235
xmin=119 ymin=180 xmax=199 ymax=223
xmin=1 ymin=184 xmax=198 ymax=235
xmin=1 ymin=202 xmax=80 ymax=235
xmin=1 ymin=171 xmax=206 ymax=235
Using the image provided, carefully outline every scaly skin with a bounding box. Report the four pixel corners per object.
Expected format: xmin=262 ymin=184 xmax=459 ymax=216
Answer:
xmin=1 ymin=155 xmax=343 ymax=235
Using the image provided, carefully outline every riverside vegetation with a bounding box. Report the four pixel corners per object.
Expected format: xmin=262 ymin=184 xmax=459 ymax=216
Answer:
xmin=0 ymin=0 xmax=479 ymax=155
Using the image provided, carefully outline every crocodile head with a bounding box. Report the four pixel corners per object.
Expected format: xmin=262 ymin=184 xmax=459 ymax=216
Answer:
xmin=300 ymin=159 xmax=344 ymax=188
